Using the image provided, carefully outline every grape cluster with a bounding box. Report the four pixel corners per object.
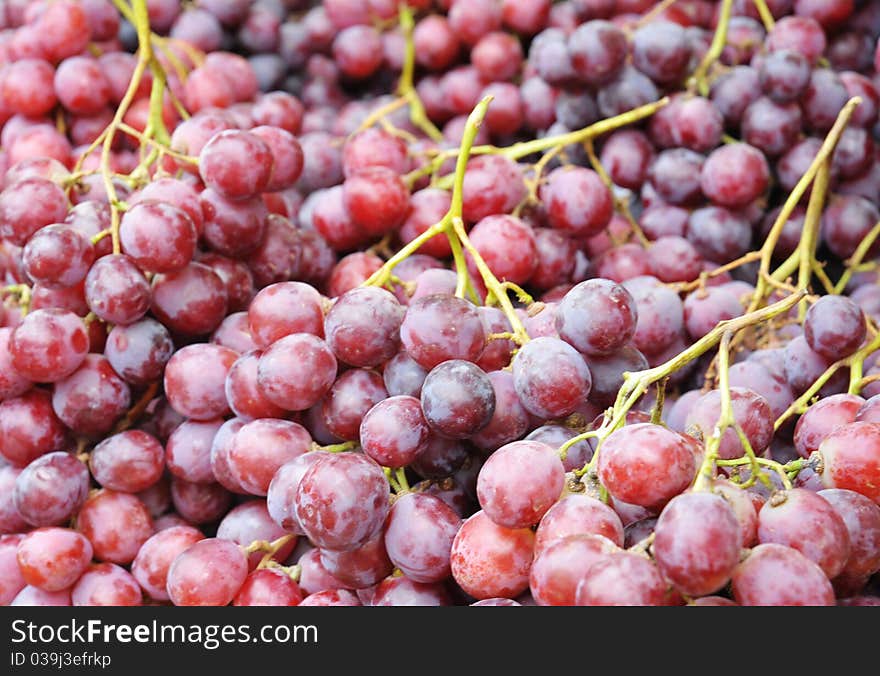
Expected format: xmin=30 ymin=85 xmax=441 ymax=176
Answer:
xmin=1 ymin=0 xmax=880 ymax=607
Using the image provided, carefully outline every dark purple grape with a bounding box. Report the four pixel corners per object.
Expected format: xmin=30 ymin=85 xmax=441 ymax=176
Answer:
xmin=421 ymin=360 xmax=495 ymax=439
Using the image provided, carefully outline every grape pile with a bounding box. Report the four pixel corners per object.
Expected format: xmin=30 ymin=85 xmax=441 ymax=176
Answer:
xmin=1 ymin=0 xmax=880 ymax=607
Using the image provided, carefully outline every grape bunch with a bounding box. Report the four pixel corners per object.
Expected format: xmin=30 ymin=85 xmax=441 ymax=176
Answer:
xmin=1 ymin=0 xmax=880 ymax=607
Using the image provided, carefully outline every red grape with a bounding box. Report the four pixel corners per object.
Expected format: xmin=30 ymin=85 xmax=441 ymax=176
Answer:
xmin=450 ymin=510 xmax=535 ymax=600
xmin=167 ymin=538 xmax=248 ymax=606
xmin=732 ymin=543 xmax=835 ymax=606
xmin=294 ymin=452 xmax=390 ymax=551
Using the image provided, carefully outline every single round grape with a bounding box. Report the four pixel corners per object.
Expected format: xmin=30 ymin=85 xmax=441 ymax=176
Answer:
xmin=556 ymin=279 xmax=637 ymax=356
xmin=248 ymin=282 xmax=324 ymax=350
xmin=9 ymin=309 xmax=89 ymax=383
xmin=701 ymin=143 xmax=770 ymax=209
xmin=228 ymin=419 xmax=311 ymax=496
xmin=598 ymin=423 xmax=695 ymax=508
xmin=0 ymin=391 xmax=69 ymax=469
xmin=450 ymin=510 xmax=535 ymax=600
xmin=251 ymin=91 xmax=303 ymax=133
xmin=575 ymin=550 xmax=669 ymax=606
xmin=477 ymin=440 xmax=564 ymax=529
xmin=77 ymin=490 xmax=154 ymax=565
xmin=164 ymin=343 xmax=238 ymax=421
xmin=758 ymin=488 xmax=851 ymax=578
xmin=167 ymin=538 xmax=249 ymax=607
xmin=12 ymin=452 xmax=88 ymax=528
xmin=324 ymin=287 xmax=404 ymax=368
xmin=535 ymin=494 xmax=625 ymax=554
xmin=17 ymin=527 xmax=93 ymax=592
xmin=647 ymin=148 xmax=705 ymax=207
xmin=165 ymin=419 xmax=223 ymax=485
xmin=758 ymin=49 xmax=811 ymax=103
xmin=382 ymin=351 xmax=428 ymax=397
xmin=119 ymin=201 xmax=197 ymax=274
xmin=151 ymin=262 xmax=228 ymax=337
xmin=52 ymin=354 xmax=131 ymax=438
xmin=818 ymin=489 xmax=880 ymax=579
xmin=400 ymin=295 xmax=486 ymax=371
xmin=529 ymin=229 xmax=577 ymax=292
xmin=257 ymin=334 xmax=338 ymax=412
xmin=84 ymin=254 xmax=152 ymax=325
xmin=131 ymin=526 xmax=204 ymax=601
xmin=200 ymin=189 xmax=268 ymax=258
xmin=804 ymin=295 xmax=866 ymax=361
xmin=566 ymin=20 xmax=627 ymax=86
xmin=343 ymin=167 xmax=410 ymax=239
xmin=633 ymin=19 xmax=692 ymax=84
xmin=732 ymin=543 xmax=835 ymax=606
xmin=466 ymin=215 xmax=538 ymax=286
xmin=512 ymin=336 xmax=592 ymax=419
xmin=103 ymin=318 xmax=173 ymax=387
xmin=383 ymin=492 xmax=460 ymax=584
xmin=89 ymin=430 xmax=164 ymax=493
xmin=683 ymin=287 xmax=743 ymax=340
xmin=530 ymin=533 xmax=617 ymax=606
xmin=332 ymin=25 xmax=384 ymax=79
xmin=460 ymin=155 xmax=525 ymax=224
xmin=71 ymin=563 xmax=142 ymax=606
xmin=342 ymin=127 xmax=408 ymax=178
xmin=832 ymin=127 xmax=874 ymax=181
xmin=421 ymin=360 xmax=496 ymax=439
xmin=199 ymin=130 xmax=273 ymax=200
xmin=22 ymin=224 xmax=95 ymax=287
xmin=294 ymin=452 xmax=390 ymax=551
xmin=170 ymin=477 xmax=233 ymax=525
xmin=648 ymin=236 xmax=704 ymax=284
xmin=360 ymin=395 xmax=430 ymax=468
xmin=1 ymin=60 xmax=58 ymax=120
xmin=471 ymin=30 xmax=522 ymax=81
xmin=234 ymin=568 xmax=304 ymax=607
xmin=327 ymin=252 xmax=384 ymax=297
xmin=765 ymin=15 xmax=827 ymax=64
xmin=623 ymin=276 xmax=685 ymax=356
xmin=540 ymin=167 xmax=613 ymax=238
xmin=653 ymin=492 xmax=742 ymax=597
